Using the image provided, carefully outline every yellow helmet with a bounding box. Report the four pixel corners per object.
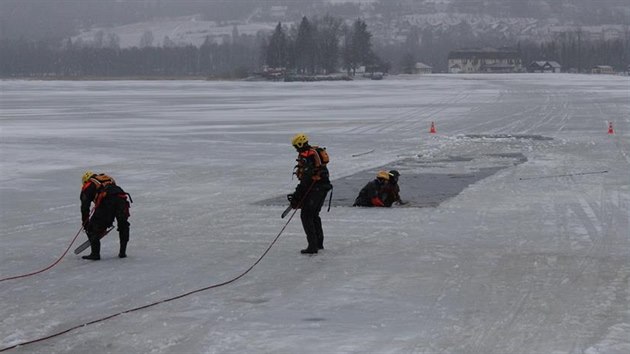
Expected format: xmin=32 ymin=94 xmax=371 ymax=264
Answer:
xmin=376 ymin=170 xmax=390 ymax=180
xmin=291 ymin=133 xmax=309 ymax=149
xmin=82 ymin=170 xmax=95 ymax=184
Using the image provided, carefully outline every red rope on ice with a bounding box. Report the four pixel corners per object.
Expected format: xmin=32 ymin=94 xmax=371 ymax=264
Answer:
xmin=0 ymin=225 xmax=84 ymax=283
xmin=0 ymin=208 xmax=97 ymax=283
xmin=0 ymin=195 xmax=309 ymax=352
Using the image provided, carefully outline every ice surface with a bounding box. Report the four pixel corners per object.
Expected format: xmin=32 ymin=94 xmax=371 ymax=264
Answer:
xmin=1 ymin=74 xmax=629 ymax=353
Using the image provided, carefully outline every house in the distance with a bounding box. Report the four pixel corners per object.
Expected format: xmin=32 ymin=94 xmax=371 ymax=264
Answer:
xmin=449 ymin=63 xmax=462 ymax=74
xmin=414 ymin=62 xmax=433 ymax=74
xmin=269 ymin=6 xmax=287 ymax=19
xmin=528 ymin=61 xmax=562 ymax=73
xmin=448 ymin=48 xmax=523 ymax=73
xmin=591 ymin=65 xmax=614 ymax=74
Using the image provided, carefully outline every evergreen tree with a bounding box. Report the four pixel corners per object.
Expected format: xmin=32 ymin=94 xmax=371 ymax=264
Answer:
xmin=266 ymin=22 xmax=288 ymax=69
xmin=294 ymin=17 xmax=316 ymax=74
xmin=343 ymin=19 xmax=374 ymax=75
xmin=316 ymin=15 xmax=342 ymax=74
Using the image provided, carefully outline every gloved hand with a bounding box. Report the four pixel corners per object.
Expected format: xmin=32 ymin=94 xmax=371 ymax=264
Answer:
xmin=371 ymin=197 xmax=385 ymax=207
xmin=82 ymin=216 xmax=90 ymax=231
xmin=288 ymin=193 xmax=299 ymax=208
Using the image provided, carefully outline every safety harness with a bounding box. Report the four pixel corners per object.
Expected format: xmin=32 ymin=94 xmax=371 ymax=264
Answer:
xmin=294 ymin=146 xmax=329 ymax=181
xmin=293 ymin=146 xmax=333 ymax=212
xmin=83 ymin=174 xmax=133 ymax=208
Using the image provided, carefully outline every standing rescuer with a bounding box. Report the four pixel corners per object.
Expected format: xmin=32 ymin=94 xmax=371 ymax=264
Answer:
xmin=289 ymin=133 xmax=333 ymax=254
xmin=80 ymin=171 xmax=132 ymax=260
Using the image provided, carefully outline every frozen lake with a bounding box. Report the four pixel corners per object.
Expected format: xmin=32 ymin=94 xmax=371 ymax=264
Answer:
xmin=1 ymin=74 xmax=629 ymax=353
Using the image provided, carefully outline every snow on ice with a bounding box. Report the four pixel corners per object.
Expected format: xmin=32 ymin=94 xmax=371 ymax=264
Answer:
xmin=1 ymin=74 xmax=629 ymax=353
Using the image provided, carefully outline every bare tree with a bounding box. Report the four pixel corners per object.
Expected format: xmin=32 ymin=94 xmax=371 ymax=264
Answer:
xmin=139 ymin=30 xmax=154 ymax=48
xmin=93 ymin=30 xmax=105 ymax=48
xmin=162 ymin=36 xmax=177 ymax=48
xmin=104 ymin=33 xmax=120 ymax=49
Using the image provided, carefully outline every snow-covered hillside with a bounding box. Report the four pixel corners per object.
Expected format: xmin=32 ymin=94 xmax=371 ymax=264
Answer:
xmin=65 ymin=0 xmax=630 ymax=48
xmin=73 ymin=16 xmax=277 ymax=48
xmin=3 ymin=0 xmax=628 ymax=43
xmin=72 ymin=13 xmax=627 ymax=50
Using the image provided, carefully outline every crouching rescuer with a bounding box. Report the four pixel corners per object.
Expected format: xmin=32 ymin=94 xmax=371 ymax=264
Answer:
xmin=288 ymin=133 xmax=333 ymax=254
xmin=80 ymin=171 xmax=132 ymax=260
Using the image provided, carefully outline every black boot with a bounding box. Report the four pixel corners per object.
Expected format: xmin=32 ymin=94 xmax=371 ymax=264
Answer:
xmin=118 ymin=241 xmax=127 ymax=258
xmin=82 ymin=239 xmax=100 ymax=260
xmin=300 ymin=248 xmax=318 ymax=254
xmin=314 ymin=218 xmax=324 ymax=250
xmin=118 ymin=225 xmax=129 ymax=258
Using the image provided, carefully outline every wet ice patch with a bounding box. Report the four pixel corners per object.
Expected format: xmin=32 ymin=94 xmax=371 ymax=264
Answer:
xmin=258 ymin=153 xmax=527 ymax=208
xmin=461 ymin=134 xmax=553 ymax=141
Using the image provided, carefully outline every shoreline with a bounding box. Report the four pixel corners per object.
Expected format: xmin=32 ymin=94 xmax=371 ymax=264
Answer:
xmin=0 ymin=76 xmax=233 ymax=81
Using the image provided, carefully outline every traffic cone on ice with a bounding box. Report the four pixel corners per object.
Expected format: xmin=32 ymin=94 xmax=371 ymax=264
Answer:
xmin=607 ymin=122 xmax=614 ymax=135
xmin=429 ymin=121 xmax=437 ymax=134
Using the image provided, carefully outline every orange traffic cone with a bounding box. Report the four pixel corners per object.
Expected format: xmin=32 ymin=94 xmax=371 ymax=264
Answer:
xmin=430 ymin=121 xmax=437 ymax=134
xmin=608 ymin=122 xmax=614 ymax=135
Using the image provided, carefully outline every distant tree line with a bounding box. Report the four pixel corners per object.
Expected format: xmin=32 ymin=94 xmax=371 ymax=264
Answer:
xmin=0 ymin=35 xmax=262 ymax=79
xmin=1 ymin=17 xmax=628 ymax=78
xmin=0 ymin=15 xmax=386 ymax=78
xmin=262 ymin=16 xmax=387 ymax=75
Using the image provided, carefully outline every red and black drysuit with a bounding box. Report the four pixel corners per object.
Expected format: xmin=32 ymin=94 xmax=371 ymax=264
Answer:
xmin=353 ymin=178 xmax=388 ymax=207
xmin=80 ymin=174 xmax=131 ymax=259
xmin=290 ymin=145 xmax=332 ymax=254
xmin=381 ymin=181 xmax=401 ymax=207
